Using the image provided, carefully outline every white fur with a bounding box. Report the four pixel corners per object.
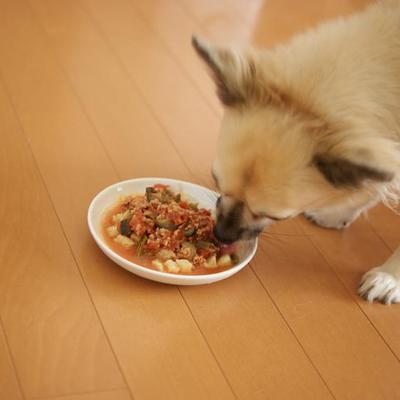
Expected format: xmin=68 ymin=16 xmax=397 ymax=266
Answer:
xmin=358 ymin=266 xmax=400 ymax=304
xmin=359 ymin=269 xmax=400 ymax=304
xmin=359 ymin=246 xmax=400 ymax=304
xmin=305 ymin=207 xmax=363 ymax=229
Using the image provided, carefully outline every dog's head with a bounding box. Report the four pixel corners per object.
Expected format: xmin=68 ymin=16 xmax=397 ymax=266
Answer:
xmin=192 ymin=36 xmax=398 ymax=243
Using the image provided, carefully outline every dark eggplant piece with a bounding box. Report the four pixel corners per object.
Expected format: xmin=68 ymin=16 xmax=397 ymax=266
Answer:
xmin=155 ymin=218 xmax=177 ymax=231
xmin=160 ymin=189 xmax=175 ymax=203
xmin=183 ymin=227 xmax=196 ymax=237
xmin=120 ymin=219 xmax=132 ymax=237
xmin=145 ymin=187 xmax=156 ymax=202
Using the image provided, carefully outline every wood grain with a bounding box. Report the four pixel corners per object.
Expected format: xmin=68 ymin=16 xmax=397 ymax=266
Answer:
xmin=0 ymin=77 xmax=125 ymax=397
xmin=81 ymin=0 xmax=220 ymax=185
xmin=254 ymin=236 xmax=400 ymax=399
xmin=0 ymin=322 xmax=23 ymax=400
xmin=27 ymin=0 xmax=191 ymax=183
xmin=299 ymin=216 xmax=400 ymax=359
xmin=0 ymin=1 xmax=235 ymax=399
xmin=36 ymin=389 xmax=132 ymax=400
xmin=178 ymin=0 xmax=252 ymax=45
xmin=368 ymin=204 xmax=400 ymax=251
xmin=181 ymin=269 xmax=333 ymax=400
xmin=0 ymin=1 xmax=399 ymax=399
xmin=24 ymin=0 xmax=334 ymax=398
xmin=27 ymin=1 xmax=340 ymax=398
xmin=130 ymin=0 xmax=220 ymax=113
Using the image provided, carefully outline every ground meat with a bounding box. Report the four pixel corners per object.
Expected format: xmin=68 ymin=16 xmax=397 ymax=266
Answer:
xmin=106 ymin=184 xmax=237 ymax=274
xmin=120 ymin=185 xmax=219 ymax=260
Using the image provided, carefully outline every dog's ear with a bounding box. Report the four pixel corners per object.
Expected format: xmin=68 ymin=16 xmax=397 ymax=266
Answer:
xmin=191 ymin=35 xmax=258 ymax=107
xmin=313 ymin=137 xmax=397 ymax=188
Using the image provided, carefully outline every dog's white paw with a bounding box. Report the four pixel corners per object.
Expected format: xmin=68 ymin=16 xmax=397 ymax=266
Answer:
xmin=304 ymin=209 xmax=358 ymax=229
xmin=359 ymin=267 xmax=400 ymax=304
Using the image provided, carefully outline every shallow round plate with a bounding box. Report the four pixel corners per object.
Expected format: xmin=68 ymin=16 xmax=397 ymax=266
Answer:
xmin=87 ymin=178 xmax=258 ymax=285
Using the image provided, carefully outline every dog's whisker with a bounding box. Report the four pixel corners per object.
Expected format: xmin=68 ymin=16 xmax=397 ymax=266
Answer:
xmin=259 ymin=231 xmax=286 ymax=244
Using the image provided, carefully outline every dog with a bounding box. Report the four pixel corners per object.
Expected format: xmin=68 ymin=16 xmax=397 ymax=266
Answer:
xmin=192 ymin=0 xmax=400 ymax=304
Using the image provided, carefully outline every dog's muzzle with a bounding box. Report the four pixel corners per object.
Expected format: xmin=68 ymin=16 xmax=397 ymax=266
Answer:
xmin=214 ymin=219 xmax=263 ymax=244
xmin=213 ymin=222 xmax=241 ymax=244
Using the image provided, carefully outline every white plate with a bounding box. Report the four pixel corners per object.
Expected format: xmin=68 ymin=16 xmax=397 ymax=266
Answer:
xmin=87 ymin=178 xmax=258 ymax=285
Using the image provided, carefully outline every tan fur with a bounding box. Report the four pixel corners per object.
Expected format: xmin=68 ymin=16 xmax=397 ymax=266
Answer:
xmin=194 ymin=1 xmax=400 ymax=226
xmin=194 ymin=1 xmax=400 ymax=303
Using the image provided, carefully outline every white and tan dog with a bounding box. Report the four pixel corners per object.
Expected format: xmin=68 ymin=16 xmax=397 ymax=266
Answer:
xmin=192 ymin=1 xmax=400 ymax=303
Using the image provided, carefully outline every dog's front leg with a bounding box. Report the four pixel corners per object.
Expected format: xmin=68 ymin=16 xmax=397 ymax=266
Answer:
xmin=359 ymin=246 xmax=400 ymax=304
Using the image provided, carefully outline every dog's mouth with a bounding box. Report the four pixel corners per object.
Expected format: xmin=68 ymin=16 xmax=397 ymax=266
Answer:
xmin=213 ymin=223 xmax=263 ymax=244
xmin=213 ymin=196 xmax=268 ymax=243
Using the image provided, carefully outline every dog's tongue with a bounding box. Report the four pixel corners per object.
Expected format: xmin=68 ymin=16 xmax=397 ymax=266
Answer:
xmin=220 ymin=243 xmax=236 ymax=255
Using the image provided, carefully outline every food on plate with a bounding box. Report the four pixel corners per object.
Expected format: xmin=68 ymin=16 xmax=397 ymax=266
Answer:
xmin=102 ymin=184 xmax=237 ymax=274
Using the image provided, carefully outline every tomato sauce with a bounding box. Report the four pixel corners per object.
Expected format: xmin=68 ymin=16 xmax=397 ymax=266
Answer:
xmin=102 ymin=202 xmax=233 ymax=275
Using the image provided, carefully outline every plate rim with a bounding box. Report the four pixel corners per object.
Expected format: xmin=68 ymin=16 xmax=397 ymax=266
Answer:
xmin=87 ymin=177 xmax=258 ymax=283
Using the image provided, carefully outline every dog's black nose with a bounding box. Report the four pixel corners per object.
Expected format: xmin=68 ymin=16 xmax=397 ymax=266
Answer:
xmin=213 ymin=224 xmax=239 ymax=244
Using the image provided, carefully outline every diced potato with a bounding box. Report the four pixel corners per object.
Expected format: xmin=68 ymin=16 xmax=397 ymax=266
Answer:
xmin=217 ymin=254 xmax=232 ymax=267
xmin=176 ymin=259 xmax=194 ymax=273
xmin=112 ymin=210 xmax=131 ymax=223
xmin=106 ymin=225 xmax=119 ymax=238
xmin=152 ymin=259 xmax=164 ymax=272
xmin=164 ymin=259 xmax=180 ymax=273
xmin=112 ymin=213 xmax=123 ymax=223
xmin=157 ymin=249 xmax=176 ymax=261
xmin=114 ymin=234 xmax=134 ymax=249
xmin=205 ymin=255 xmax=218 ymax=269
xmin=180 ymin=242 xmax=196 ymax=259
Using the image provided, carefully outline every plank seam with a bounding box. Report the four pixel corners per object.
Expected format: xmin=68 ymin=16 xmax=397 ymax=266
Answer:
xmin=0 ymin=58 xmax=133 ymax=400
xmin=0 ymin=314 xmax=26 ymax=400
xmin=304 ymin=231 xmax=400 ymax=364
xmin=250 ymin=265 xmax=337 ymax=400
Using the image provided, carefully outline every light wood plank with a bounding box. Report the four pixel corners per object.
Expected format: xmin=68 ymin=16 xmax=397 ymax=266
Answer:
xmin=254 ymin=235 xmax=400 ymax=399
xmin=299 ymin=216 xmax=400 ymax=359
xmin=179 ymin=0 xmax=372 ymax=47
xmin=27 ymin=0 xmax=190 ymax=183
xmin=81 ymin=0 xmax=220 ymax=184
xmin=28 ymin=2 xmax=337 ymax=399
xmin=178 ymin=0 xmax=251 ymax=45
xmin=37 ymin=388 xmax=132 ymax=400
xmin=0 ymin=322 xmax=23 ymax=400
xmin=365 ymin=205 xmax=400 ymax=357
xmin=368 ymin=204 xmax=400 ymax=251
xmin=221 ymin=0 xmax=265 ymax=28
xmin=2 ymin=1 xmax=398 ymax=400
xmin=233 ymin=0 xmax=373 ymax=47
xmin=181 ymin=269 xmax=333 ymax=400
xmin=0 ymin=80 xmax=125 ymax=397
xmin=42 ymin=0 xmax=400 ymax=396
xmin=130 ymin=0 xmax=220 ymax=113
xmin=0 ymin=1 xmax=235 ymax=399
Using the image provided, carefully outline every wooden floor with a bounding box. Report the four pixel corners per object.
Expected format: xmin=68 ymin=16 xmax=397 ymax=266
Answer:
xmin=1 ymin=0 xmax=400 ymax=399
